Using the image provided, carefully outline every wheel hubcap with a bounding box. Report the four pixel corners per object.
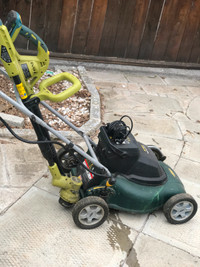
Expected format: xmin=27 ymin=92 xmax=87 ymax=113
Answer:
xmin=79 ymin=205 xmax=104 ymax=226
xmin=170 ymin=201 xmax=194 ymax=221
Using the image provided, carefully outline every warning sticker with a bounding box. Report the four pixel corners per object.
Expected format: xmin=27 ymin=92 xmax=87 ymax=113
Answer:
xmin=16 ymin=83 xmax=27 ymax=99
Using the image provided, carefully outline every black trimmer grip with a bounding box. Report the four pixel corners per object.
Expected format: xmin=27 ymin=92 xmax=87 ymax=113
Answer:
xmin=4 ymin=10 xmax=18 ymax=32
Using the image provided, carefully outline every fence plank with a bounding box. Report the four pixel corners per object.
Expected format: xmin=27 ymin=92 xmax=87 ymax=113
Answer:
xmin=31 ymin=0 xmax=63 ymax=52
xmin=126 ymin=0 xmax=150 ymax=58
xmin=164 ymin=0 xmax=191 ymax=61
xmin=113 ymin=0 xmax=136 ymax=58
xmin=85 ymin=0 xmax=108 ymax=55
xmin=138 ymin=0 xmax=165 ymax=59
xmin=58 ymin=0 xmax=77 ymax=53
xmin=44 ymin=0 xmax=63 ymax=52
xmin=72 ymin=0 xmax=93 ymax=54
xmin=99 ymin=0 xmax=122 ymax=56
xmin=0 ymin=0 xmax=31 ymax=49
xmin=151 ymin=0 xmax=179 ymax=60
xmin=0 ymin=0 xmax=30 ymax=26
xmin=177 ymin=0 xmax=200 ymax=62
xmin=189 ymin=22 xmax=200 ymax=63
xmin=0 ymin=0 xmax=199 ymax=66
xmin=30 ymin=0 xmax=48 ymax=46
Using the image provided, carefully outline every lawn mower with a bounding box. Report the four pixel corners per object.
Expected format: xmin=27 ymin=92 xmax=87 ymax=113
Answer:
xmin=0 ymin=11 xmax=198 ymax=229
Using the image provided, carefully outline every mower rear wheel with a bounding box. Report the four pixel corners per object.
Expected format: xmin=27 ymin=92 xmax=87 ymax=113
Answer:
xmin=163 ymin=193 xmax=197 ymax=224
xmin=72 ymin=196 xmax=109 ymax=229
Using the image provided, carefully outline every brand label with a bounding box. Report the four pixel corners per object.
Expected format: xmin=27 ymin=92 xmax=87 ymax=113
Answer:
xmin=141 ymin=144 xmax=149 ymax=154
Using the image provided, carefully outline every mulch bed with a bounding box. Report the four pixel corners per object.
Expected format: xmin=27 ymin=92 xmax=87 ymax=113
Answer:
xmin=0 ymin=69 xmax=91 ymax=131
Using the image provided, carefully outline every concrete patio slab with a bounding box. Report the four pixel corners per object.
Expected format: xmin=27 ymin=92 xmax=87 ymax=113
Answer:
xmin=178 ymin=120 xmax=200 ymax=142
xmin=0 ymin=112 xmax=24 ymax=128
xmin=87 ymin=70 xmax=127 ymax=83
xmin=163 ymin=77 xmax=200 ymax=87
xmin=187 ymin=86 xmax=200 ymax=96
xmin=131 ymin=233 xmax=200 ymax=267
xmin=0 ymin=187 xmax=27 ymax=213
xmin=182 ymin=141 xmax=200 ymax=162
xmin=113 ymin=211 xmax=148 ymax=233
xmin=0 ymin=142 xmax=46 ymax=187
xmin=175 ymin=158 xmax=200 ymax=184
xmin=141 ymin=84 xmax=191 ymax=97
xmin=142 ymin=182 xmax=200 ymax=257
xmin=34 ymin=173 xmax=60 ymax=197
xmin=133 ymin=116 xmax=182 ymax=140
xmin=0 ymin=187 xmax=137 ymax=267
xmin=133 ymin=134 xmax=183 ymax=157
xmin=124 ymin=73 xmax=165 ymax=85
xmin=103 ymin=94 xmax=183 ymax=116
xmin=141 ymin=84 xmax=193 ymax=111
xmin=187 ymin=97 xmax=200 ymax=121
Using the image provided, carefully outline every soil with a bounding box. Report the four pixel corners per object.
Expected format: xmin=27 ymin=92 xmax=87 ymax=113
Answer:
xmin=0 ymin=69 xmax=91 ymax=131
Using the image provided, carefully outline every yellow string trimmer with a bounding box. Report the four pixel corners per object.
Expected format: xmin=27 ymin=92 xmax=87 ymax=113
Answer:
xmin=0 ymin=10 xmax=49 ymax=98
xmin=0 ymin=11 xmax=87 ymax=206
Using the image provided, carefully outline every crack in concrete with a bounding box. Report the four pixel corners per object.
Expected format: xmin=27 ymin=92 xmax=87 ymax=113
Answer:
xmin=0 ymin=187 xmax=32 ymax=216
xmin=185 ymin=95 xmax=198 ymax=121
xmin=1 ymin=145 xmax=11 ymax=186
xmin=124 ymin=214 xmax=151 ymax=267
xmin=142 ymin=232 xmax=200 ymax=260
xmin=174 ymin=140 xmax=186 ymax=169
xmin=108 ymin=211 xmax=152 ymax=267
xmin=123 ymin=73 xmax=130 ymax=84
xmin=33 ymin=185 xmax=59 ymax=197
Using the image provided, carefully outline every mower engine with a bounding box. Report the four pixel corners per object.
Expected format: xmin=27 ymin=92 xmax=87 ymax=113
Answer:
xmin=96 ymin=116 xmax=167 ymax=186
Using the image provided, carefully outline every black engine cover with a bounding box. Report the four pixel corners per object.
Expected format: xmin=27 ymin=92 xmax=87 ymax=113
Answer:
xmin=96 ymin=126 xmax=167 ymax=185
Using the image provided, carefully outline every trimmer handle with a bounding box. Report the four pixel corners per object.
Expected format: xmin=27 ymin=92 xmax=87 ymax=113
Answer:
xmin=34 ymin=72 xmax=82 ymax=102
xmin=0 ymin=11 xmax=49 ymax=98
xmin=20 ymin=25 xmax=48 ymax=52
xmin=4 ymin=10 xmax=48 ymax=52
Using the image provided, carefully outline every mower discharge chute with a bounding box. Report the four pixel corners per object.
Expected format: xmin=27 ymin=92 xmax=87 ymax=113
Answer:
xmin=0 ymin=11 xmax=198 ymax=229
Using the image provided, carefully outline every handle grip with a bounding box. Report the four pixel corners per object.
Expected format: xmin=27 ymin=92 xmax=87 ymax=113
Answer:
xmin=4 ymin=10 xmax=22 ymax=42
xmin=20 ymin=25 xmax=48 ymax=52
xmin=4 ymin=10 xmax=47 ymax=52
xmin=34 ymin=72 xmax=82 ymax=102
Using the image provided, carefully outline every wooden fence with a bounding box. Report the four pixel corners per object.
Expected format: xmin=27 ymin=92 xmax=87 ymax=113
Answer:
xmin=0 ymin=0 xmax=200 ymax=65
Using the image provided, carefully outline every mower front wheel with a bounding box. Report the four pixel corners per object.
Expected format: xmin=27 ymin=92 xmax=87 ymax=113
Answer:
xmin=72 ymin=196 xmax=109 ymax=229
xmin=163 ymin=193 xmax=198 ymax=224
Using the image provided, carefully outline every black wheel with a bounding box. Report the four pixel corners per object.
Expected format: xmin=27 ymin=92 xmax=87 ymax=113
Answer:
xmin=57 ymin=147 xmax=84 ymax=173
xmin=163 ymin=193 xmax=198 ymax=224
xmin=72 ymin=196 xmax=109 ymax=229
xmin=148 ymin=145 xmax=166 ymax=161
xmin=59 ymin=197 xmax=74 ymax=208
